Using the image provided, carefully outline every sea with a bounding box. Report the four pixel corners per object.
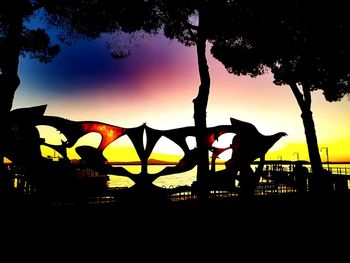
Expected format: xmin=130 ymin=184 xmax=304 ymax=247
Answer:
xmin=107 ymin=163 xmax=350 ymax=189
xmin=108 ymin=165 xmax=198 ymax=189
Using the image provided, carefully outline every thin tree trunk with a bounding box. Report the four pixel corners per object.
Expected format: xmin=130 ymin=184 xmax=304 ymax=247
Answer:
xmin=300 ymin=109 xmax=323 ymax=174
xmin=289 ymin=82 xmax=323 ymax=176
xmin=193 ymin=11 xmax=210 ymax=198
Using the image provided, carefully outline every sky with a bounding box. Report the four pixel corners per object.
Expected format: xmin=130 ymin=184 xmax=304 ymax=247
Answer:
xmin=14 ymin=30 xmax=350 ymax=163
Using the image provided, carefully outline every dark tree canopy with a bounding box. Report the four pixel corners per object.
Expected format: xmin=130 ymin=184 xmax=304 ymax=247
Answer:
xmin=158 ymin=0 xmax=240 ymax=45
xmin=41 ymin=0 xmax=161 ymax=57
xmin=0 ymin=1 xmax=59 ymax=70
xmin=211 ymin=0 xmax=350 ymax=102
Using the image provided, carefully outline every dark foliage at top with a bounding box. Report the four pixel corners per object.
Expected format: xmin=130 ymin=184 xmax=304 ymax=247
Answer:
xmin=211 ymin=0 xmax=350 ymax=101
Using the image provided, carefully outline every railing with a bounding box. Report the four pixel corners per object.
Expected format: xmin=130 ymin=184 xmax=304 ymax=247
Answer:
xmin=168 ymin=164 xmax=350 ymax=201
xmin=327 ymin=167 xmax=349 ymax=175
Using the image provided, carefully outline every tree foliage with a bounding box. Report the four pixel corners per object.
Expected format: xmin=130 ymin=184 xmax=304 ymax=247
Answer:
xmin=41 ymin=0 xmax=161 ymax=57
xmin=211 ymin=0 xmax=350 ymax=102
xmin=0 ymin=1 xmax=59 ymax=70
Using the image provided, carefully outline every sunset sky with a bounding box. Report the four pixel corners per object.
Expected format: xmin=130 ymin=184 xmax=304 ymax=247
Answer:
xmin=14 ymin=31 xmax=350 ymax=163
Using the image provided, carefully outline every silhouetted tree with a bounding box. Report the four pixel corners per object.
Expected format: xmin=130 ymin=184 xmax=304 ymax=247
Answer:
xmin=0 ymin=1 xmax=59 ymax=171
xmin=211 ymin=1 xmax=350 ymax=176
xmin=153 ymin=0 xmax=247 ymax=196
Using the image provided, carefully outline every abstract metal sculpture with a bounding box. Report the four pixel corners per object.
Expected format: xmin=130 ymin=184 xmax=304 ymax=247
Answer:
xmin=3 ymin=105 xmax=286 ymax=200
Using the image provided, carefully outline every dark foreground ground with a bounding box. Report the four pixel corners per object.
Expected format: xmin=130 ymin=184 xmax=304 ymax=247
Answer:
xmin=1 ymin=193 xmax=349 ymax=260
xmin=3 ymin=192 xmax=350 ymax=223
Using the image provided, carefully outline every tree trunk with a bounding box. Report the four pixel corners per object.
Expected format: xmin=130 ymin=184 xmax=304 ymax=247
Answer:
xmin=0 ymin=4 xmax=23 ymax=174
xmin=289 ymin=83 xmax=323 ymax=176
xmin=193 ymin=12 xmax=210 ymax=198
xmin=300 ymin=109 xmax=323 ymax=175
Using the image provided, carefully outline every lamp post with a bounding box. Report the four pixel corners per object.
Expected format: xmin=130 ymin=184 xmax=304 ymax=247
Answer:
xmin=293 ymin=152 xmax=299 ymax=161
xmin=320 ymin=146 xmax=330 ymax=171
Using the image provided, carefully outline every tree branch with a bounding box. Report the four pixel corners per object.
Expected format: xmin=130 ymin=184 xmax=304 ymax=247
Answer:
xmin=289 ymin=82 xmax=305 ymax=109
xmin=185 ymin=20 xmax=198 ymax=31
xmin=301 ymin=82 xmax=312 ymax=108
xmin=184 ymin=21 xmax=197 ymax=40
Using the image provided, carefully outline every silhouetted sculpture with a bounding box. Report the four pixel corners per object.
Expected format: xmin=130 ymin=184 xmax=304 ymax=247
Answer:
xmin=3 ymin=105 xmax=289 ymax=205
xmin=3 ymin=106 xmax=48 ymax=200
xmin=39 ymin=115 xmax=126 ymax=151
xmin=1 ymin=106 xmax=81 ymax=203
xmin=225 ymin=117 xmax=287 ymax=198
xmin=4 ymin=105 xmax=46 ymax=165
xmin=210 ymin=146 xmax=231 ymax=173
xmin=75 ymin=146 xmax=109 ymax=173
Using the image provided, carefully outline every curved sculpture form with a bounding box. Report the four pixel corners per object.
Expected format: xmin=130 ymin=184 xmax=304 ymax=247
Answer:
xmin=226 ymin=117 xmax=287 ymax=197
xmin=3 ymin=105 xmax=287 ymax=200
